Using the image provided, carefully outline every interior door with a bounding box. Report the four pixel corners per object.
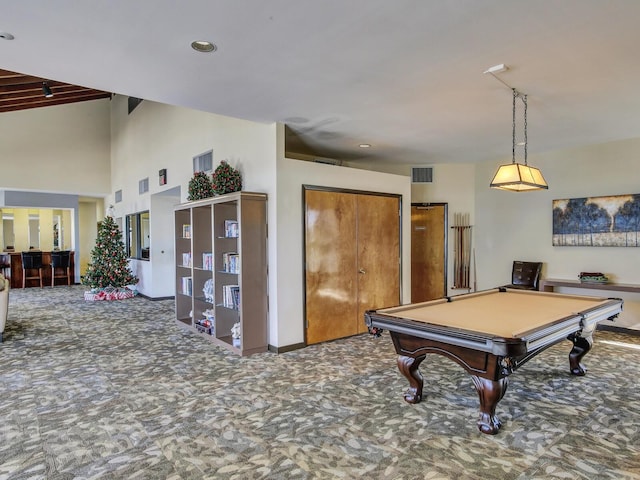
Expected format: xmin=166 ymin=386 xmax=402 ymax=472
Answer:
xmin=304 ymin=188 xmax=401 ymax=343
xmin=411 ymin=204 xmax=447 ymax=302
xmin=356 ymin=194 xmax=400 ymax=333
xmin=305 ymin=190 xmax=359 ymax=344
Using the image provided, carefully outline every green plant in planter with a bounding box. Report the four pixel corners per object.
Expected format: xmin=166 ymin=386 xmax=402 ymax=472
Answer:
xmin=188 ymin=171 xmax=215 ymax=201
xmin=212 ymin=160 xmax=242 ymax=195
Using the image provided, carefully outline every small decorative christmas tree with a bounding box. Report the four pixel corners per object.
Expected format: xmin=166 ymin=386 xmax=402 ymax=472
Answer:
xmin=212 ymin=160 xmax=242 ymax=195
xmin=82 ymin=216 xmax=138 ymax=290
xmin=188 ymin=171 xmax=215 ymax=201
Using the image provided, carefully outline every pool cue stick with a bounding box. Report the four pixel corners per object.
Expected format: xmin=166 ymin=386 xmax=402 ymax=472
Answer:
xmin=473 ymin=248 xmax=477 ymax=292
xmin=456 ymin=214 xmax=461 ymax=287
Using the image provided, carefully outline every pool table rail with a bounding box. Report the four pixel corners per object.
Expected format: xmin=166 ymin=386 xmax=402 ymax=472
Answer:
xmin=365 ymin=310 xmax=528 ymax=357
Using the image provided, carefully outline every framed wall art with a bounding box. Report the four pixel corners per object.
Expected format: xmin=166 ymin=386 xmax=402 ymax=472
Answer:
xmin=552 ymin=193 xmax=640 ymax=247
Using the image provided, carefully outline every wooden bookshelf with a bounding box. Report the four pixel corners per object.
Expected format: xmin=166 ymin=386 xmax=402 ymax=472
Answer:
xmin=174 ymin=191 xmax=268 ymax=355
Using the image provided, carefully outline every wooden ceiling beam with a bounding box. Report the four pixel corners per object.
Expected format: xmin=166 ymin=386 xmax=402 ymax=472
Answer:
xmin=0 ymin=92 xmax=111 ymax=113
xmin=0 ymin=68 xmax=111 ymax=113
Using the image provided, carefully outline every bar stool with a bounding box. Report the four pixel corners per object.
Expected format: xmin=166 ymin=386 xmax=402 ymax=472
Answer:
xmin=51 ymin=250 xmax=72 ymax=287
xmin=21 ymin=251 xmax=44 ymax=288
xmin=0 ymin=253 xmax=10 ymax=280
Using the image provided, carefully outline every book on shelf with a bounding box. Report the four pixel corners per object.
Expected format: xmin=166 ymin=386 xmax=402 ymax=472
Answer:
xmin=181 ymin=276 xmax=192 ymax=296
xmin=222 ymin=284 xmax=240 ymax=309
xmin=182 ymin=224 xmax=191 ymax=238
xmin=222 ymin=252 xmax=240 ymax=274
xmin=202 ymin=252 xmax=213 ymax=270
xmin=182 ymin=252 xmax=192 ymax=267
xmin=224 ymin=220 xmax=239 ymax=238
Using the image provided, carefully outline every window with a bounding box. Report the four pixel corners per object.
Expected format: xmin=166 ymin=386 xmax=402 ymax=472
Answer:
xmin=139 ymin=177 xmax=149 ymax=194
xmin=126 ymin=211 xmax=150 ymax=260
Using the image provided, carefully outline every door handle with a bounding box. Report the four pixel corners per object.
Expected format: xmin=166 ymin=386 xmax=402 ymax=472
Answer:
xmin=359 ymin=268 xmax=366 ymax=274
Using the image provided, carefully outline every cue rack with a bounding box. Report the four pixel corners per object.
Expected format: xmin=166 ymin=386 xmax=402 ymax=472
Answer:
xmin=451 ymin=212 xmax=472 ymax=290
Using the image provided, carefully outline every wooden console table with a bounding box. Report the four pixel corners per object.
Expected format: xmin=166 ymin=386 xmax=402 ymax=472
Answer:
xmin=540 ymin=278 xmax=640 ymax=294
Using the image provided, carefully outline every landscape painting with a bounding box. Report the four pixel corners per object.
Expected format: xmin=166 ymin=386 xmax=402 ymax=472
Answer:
xmin=552 ymin=193 xmax=640 ymax=247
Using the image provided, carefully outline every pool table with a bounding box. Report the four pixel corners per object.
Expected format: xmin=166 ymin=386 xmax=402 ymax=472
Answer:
xmin=364 ymin=288 xmax=623 ymax=435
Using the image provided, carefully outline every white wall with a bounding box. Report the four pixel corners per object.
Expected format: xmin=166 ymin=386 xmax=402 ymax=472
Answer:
xmin=0 ymin=100 xmax=111 ymax=195
xmin=0 ymin=101 xmax=110 ymax=280
xmin=78 ymin=201 xmax=100 ymax=275
xmin=345 ymin=161 xmax=477 ymax=297
xmin=274 ymin=156 xmax=412 ymax=348
xmin=5 ymin=96 xmax=638 ymax=335
xmin=410 ymin=164 xmax=476 ymax=296
xmin=109 ymin=96 xmax=278 ymax=298
xmin=148 ymin=188 xmax=181 ymax=297
xmin=475 ymin=137 xmax=640 ymax=328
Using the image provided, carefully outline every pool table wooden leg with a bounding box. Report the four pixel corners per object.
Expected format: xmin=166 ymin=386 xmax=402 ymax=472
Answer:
xmin=471 ymin=375 xmax=508 ymax=435
xmin=568 ymin=333 xmax=593 ymax=376
xmin=397 ymin=354 xmax=426 ymax=404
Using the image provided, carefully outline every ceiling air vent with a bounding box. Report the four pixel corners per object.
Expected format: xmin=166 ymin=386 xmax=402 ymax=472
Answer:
xmin=193 ymin=150 xmax=213 ymax=173
xmin=411 ymin=166 xmax=433 ymax=184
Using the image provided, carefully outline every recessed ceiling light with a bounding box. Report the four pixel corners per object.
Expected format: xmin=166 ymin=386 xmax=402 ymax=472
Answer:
xmin=359 ymin=143 xmax=371 ymax=148
xmin=0 ymin=32 xmax=15 ymax=40
xmin=191 ymin=40 xmax=217 ymax=53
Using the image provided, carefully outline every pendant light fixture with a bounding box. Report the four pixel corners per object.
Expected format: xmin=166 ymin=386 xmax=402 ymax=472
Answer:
xmin=488 ymin=71 xmax=548 ymax=191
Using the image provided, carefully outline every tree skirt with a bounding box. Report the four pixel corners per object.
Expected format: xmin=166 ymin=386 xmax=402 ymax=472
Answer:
xmin=84 ymin=287 xmax=137 ymax=301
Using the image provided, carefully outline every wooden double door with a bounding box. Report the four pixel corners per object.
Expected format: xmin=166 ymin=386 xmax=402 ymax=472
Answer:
xmin=304 ymin=187 xmax=400 ymax=344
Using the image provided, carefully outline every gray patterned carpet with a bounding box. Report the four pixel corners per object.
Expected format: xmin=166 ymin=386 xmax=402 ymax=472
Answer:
xmin=1 ymin=286 xmax=639 ymax=480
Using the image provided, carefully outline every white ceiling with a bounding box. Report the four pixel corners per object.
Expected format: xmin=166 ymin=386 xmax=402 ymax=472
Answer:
xmin=2 ymin=0 xmax=640 ymax=165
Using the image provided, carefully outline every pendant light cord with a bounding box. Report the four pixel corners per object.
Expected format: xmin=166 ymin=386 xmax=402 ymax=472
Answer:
xmin=512 ymin=88 xmax=528 ymax=166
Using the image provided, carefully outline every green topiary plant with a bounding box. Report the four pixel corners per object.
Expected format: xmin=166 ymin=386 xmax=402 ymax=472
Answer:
xmin=212 ymin=160 xmax=242 ymax=195
xmin=188 ymin=171 xmax=215 ymax=201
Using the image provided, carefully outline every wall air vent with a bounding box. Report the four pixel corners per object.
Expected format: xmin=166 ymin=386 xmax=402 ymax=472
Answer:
xmin=115 ymin=189 xmax=122 ymax=203
xmin=313 ymin=157 xmax=342 ymax=166
xmin=411 ymin=166 xmax=434 ymax=184
xmin=139 ymin=177 xmax=149 ymax=194
xmin=193 ymin=150 xmax=213 ymax=173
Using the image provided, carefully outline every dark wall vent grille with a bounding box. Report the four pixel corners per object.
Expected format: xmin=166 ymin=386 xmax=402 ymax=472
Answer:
xmin=411 ymin=167 xmax=433 ymax=184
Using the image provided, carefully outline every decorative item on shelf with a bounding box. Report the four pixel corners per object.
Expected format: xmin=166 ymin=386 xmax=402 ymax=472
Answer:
xmin=212 ymin=160 xmax=242 ymax=195
xmin=203 ymin=278 xmax=214 ymax=302
xmin=578 ymin=272 xmax=609 ymax=284
xmin=231 ymin=321 xmax=241 ymax=347
xmin=187 ymin=171 xmax=214 ymax=201
xmin=195 ymin=316 xmax=214 ymax=335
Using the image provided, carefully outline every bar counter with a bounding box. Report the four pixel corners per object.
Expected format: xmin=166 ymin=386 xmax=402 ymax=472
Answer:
xmin=5 ymin=251 xmax=76 ymax=288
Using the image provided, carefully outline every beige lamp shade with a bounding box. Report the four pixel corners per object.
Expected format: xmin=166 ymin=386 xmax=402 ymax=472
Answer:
xmin=490 ymin=162 xmax=548 ymax=191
